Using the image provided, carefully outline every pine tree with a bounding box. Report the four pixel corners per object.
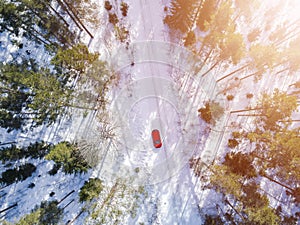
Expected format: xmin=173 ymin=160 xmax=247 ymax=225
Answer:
xmin=120 ymin=2 xmax=129 ymax=17
xmin=223 ymin=152 xmax=256 ymax=178
xmin=198 ymin=101 xmax=224 ymax=125
xmin=0 ymin=163 xmax=36 ymax=185
xmin=45 ymin=142 xmax=90 ymax=174
xmin=0 ymin=62 xmax=72 ymax=131
xmin=58 ymin=0 xmax=95 ymax=38
xmin=247 ymin=28 xmax=261 ymax=42
xmin=209 ymin=164 xmax=244 ymax=199
xmin=183 ymin=30 xmax=196 ymax=47
xmin=257 ymin=89 xmax=297 ymax=131
xmin=197 ymin=0 xmax=217 ymax=31
xmin=203 ymin=214 xmax=223 ymax=225
xmin=0 ymin=0 xmax=77 ymax=48
xmin=164 ymin=0 xmax=199 ymax=34
xmin=16 ymin=210 xmax=40 ymax=225
xmin=104 ymin=1 xmax=112 ymax=11
xmin=16 ymin=201 xmax=63 ymax=225
xmin=196 ymin=1 xmax=246 ymax=77
xmin=51 ymin=44 xmax=99 ymax=80
xmin=241 ymin=44 xmax=280 ymax=81
xmin=79 ymin=178 xmax=104 ymax=202
xmin=245 ymin=206 xmax=280 ymax=225
xmin=248 ymin=128 xmax=300 ymax=187
xmin=0 ymin=141 xmax=50 ymax=163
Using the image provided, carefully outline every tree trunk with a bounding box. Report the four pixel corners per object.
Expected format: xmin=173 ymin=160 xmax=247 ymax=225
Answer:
xmin=61 ymin=0 xmax=94 ymax=39
xmin=190 ymin=0 xmax=204 ymax=31
xmin=27 ymin=26 xmax=57 ymax=46
xmin=30 ymin=9 xmax=72 ymax=46
xmin=240 ymin=70 xmax=262 ymax=81
xmin=100 ymin=181 xmax=119 ymax=210
xmin=237 ymin=114 xmax=264 ymax=117
xmin=232 ymin=11 xmax=242 ymax=25
xmin=42 ymin=0 xmax=70 ymax=28
xmin=25 ymin=28 xmax=52 ymax=46
xmin=261 ymin=173 xmax=294 ymax=192
xmin=195 ymin=48 xmax=213 ymax=74
xmin=288 ymin=81 xmax=300 ymax=87
xmin=56 ymin=0 xmax=83 ymax=33
xmin=230 ymin=107 xmax=264 ymax=114
xmin=274 ymin=18 xmax=300 ymax=47
xmin=275 ymin=67 xmax=289 ymax=75
xmin=217 ymin=64 xmax=249 ymax=82
xmin=24 ymin=5 xmax=68 ymax=45
xmin=224 ymin=198 xmax=245 ymax=222
xmin=275 ymin=29 xmax=300 ymax=47
xmin=1 ymin=25 xmax=15 ymax=34
xmin=201 ymin=60 xmax=220 ymax=77
xmin=289 ymin=90 xmax=300 ymax=96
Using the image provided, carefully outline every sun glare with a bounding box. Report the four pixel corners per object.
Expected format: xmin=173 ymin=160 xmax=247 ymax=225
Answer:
xmin=263 ymin=0 xmax=300 ymax=21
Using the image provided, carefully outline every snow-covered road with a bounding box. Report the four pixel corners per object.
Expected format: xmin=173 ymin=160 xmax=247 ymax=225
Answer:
xmin=96 ymin=0 xmax=206 ymax=224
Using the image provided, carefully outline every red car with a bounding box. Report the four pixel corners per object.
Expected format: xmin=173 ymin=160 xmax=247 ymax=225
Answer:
xmin=152 ymin=129 xmax=162 ymax=148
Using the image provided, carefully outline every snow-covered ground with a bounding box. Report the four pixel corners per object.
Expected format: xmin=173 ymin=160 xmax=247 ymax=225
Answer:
xmin=91 ymin=0 xmax=206 ymax=223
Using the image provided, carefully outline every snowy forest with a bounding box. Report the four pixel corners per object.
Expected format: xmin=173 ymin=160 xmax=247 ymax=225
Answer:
xmin=0 ymin=0 xmax=299 ymax=224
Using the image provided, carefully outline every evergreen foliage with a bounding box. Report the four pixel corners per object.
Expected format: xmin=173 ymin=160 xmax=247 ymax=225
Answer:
xmin=51 ymin=44 xmax=99 ymax=80
xmin=0 ymin=163 xmax=36 ymax=185
xmin=257 ymin=89 xmax=297 ymax=131
xmin=104 ymin=1 xmax=113 ymax=11
xmin=206 ymin=91 xmax=299 ymax=223
xmin=247 ymin=28 xmax=261 ymax=42
xmin=209 ymin=162 xmax=281 ymax=224
xmin=223 ymin=152 xmax=256 ymax=178
xmin=64 ymin=0 xmax=100 ymax=29
xmin=246 ymin=93 xmax=254 ymax=99
xmin=226 ymin=95 xmax=234 ymax=101
xmin=203 ymin=214 xmax=223 ymax=225
xmin=0 ymin=62 xmax=72 ymax=131
xmin=15 ymin=210 xmax=40 ymax=225
xmin=209 ymin=164 xmax=244 ymax=199
xmin=45 ymin=142 xmax=90 ymax=174
xmin=248 ymin=127 xmax=300 ymax=186
xmin=183 ymin=30 xmax=196 ymax=47
xmin=198 ymin=102 xmax=212 ymax=124
xmin=198 ymin=101 xmax=224 ymax=125
xmin=197 ymin=0 xmax=218 ymax=31
xmin=115 ymin=25 xmax=130 ymax=43
xmin=0 ymin=0 xmax=76 ymax=48
xmin=109 ymin=13 xmax=119 ymax=25
xmin=120 ymin=2 xmax=129 ymax=17
xmin=0 ymin=142 xmax=51 ymax=163
xmin=79 ymin=178 xmax=104 ymax=202
xmin=16 ymin=200 xmax=63 ymax=225
xmin=164 ymin=0 xmax=198 ymax=34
